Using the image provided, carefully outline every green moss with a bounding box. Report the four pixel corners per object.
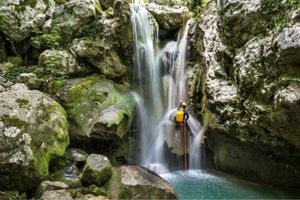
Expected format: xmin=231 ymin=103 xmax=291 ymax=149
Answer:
xmin=30 ymin=101 xmax=69 ymax=179
xmin=106 ymin=168 xmax=121 ymax=199
xmin=81 ymin=164 xmax=112 ymax=186
xmin=291 ymin=0 xmax=300 ymax=8
xmin=15 ymin=0 xmax=38 ymax=13
xmin=16 ymin=99 xmax=30 ymax=109
xmin=118 ymin=187 xmax=132 ymax=200
xmin=88 ymin=184 xmax=107 ymax=196
xmin=1 ymin=115 xmax=28 ymax=129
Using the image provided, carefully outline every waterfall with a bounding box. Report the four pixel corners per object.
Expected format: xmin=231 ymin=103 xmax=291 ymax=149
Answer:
xmin=130 ymin=3 xmax=203 ymax=172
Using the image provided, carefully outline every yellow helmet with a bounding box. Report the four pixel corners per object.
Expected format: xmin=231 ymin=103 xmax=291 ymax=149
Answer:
xmin=181 ymin=102 xmax=187 ymax=107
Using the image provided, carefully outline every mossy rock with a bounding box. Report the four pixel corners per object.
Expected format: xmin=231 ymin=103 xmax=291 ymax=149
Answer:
xmin=0 ymin=0 xmax=50 ymax=42
xmin=107 ymin=166 xmax=177 ymax=199
xmin=0 ymin=89 xmax=69 ymax=190
xmin=50 ymin=75 xmax=135 ymax=142
xmin=80 ymin=154 xmax=112 ymax=186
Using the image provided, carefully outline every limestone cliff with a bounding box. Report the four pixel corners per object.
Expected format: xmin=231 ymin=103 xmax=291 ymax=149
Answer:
xmin=188 ymin=0 xmax=300 ymax=186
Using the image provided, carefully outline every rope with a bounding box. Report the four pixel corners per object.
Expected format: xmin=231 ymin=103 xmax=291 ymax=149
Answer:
xmin=184 ymin=121 xmax=187 ymax=171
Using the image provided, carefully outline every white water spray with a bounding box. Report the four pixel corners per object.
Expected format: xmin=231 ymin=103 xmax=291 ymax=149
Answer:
xmin=130 ymin=4 xmax=203 ymax=172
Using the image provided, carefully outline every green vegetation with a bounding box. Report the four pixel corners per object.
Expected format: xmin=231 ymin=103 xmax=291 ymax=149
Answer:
xmin=15 ymin=0 xmax=38 ymax=13
xmin=94 ymin=0 xmax=103 ymax=14
xmin=7 ymin=65 xmax=25 ymax=80
xmin=81 ymin=21 xmax=97 ymax=37
xmin=291 ymin=0 xmax=300 ymax=8
xmin=31 ymin=26 xmax=62 ymax=49
xmin=186 ymin=0 xmax=206 ymax=13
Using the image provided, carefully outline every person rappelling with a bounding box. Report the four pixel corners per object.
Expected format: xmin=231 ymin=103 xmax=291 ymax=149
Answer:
xmin=175 ymin=100 xmax=190 ymax=171
xmin=176 ymin=101 xmax=189 ymax=123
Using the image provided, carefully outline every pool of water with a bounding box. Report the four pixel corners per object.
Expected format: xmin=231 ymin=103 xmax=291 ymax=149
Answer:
xmin=161 ymin=170 xmax=299 ymax=199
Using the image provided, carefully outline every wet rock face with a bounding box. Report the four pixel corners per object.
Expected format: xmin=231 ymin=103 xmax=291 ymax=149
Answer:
xmin=0 ymin=89 xmax=69 ymax=190
xmin=189 ymin=0 xmax=300 ymax=186
xmin=107 ymin=166 xmax=177 ymax=199
xmin=207 ymin=130 xmax=300 ymax=186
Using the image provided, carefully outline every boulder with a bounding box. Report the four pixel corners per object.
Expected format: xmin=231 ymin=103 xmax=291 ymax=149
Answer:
xmin=50 ymin=75 xmax=135 ymax=143
xmin=39 ymin=50 xmax=92 ymax=77
xmin=36 ymin=181 xmax=69 ymax=198
xmin=70 ymin=37 xmax=127 ymax=79
xmin=16 ymin=73 xmax=43 ymax=89
xmin=89 ymin=51 xmax=127 ymax=79
xmin=0 ymin=89 xmax=69 ymax=190
xmin=113 ymin=0 xmax=133 ymax=54
xmin=51 ymin=164 xmax=82 ymax=188
xmin=40 ymin=190 xmax=73 ymax=200
xmin=66 ymin=148 xmax=88 ymax=162
xmin=107 ymin=166 xmax=177 ymax=199
xmin=10 ymin=83 xmax=29 ymax=91
xmin=70 ymin=38 xmax=107 ymax=58
xmin=275 ymin=24 xmax=300 ymax=64
xmin=0 ymin=0 xmax=53 ymax=42
xmin=147 ymin=3 xmax=189 ymax=30
xmin=271 ymin=83 xmax=300 ymax=148
xmin=46 ymin=0 xmax=96 ymax=36
xmin=80 ymin=154 xmax=112 ymax=186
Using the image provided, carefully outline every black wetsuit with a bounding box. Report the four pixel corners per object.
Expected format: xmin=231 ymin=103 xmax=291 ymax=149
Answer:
xmin=183 ymin=109 xmax=189 ymax=121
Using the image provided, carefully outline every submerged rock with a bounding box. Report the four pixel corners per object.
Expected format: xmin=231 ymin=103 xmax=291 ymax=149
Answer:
xmin=0 ymin=89 xmax=69 ymax=190
xmin=107 ymin=166 xmax=177 ymax=199
xmin=80 ymin=154 xmax=112 ymax=186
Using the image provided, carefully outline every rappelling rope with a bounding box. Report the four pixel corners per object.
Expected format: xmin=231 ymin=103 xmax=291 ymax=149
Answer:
xmin=184 ymin=121 xmax=187 ymax=171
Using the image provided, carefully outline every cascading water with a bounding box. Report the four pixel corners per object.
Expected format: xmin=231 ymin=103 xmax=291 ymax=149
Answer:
xmin=130 ymin=2 xmax=203 ymax=173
